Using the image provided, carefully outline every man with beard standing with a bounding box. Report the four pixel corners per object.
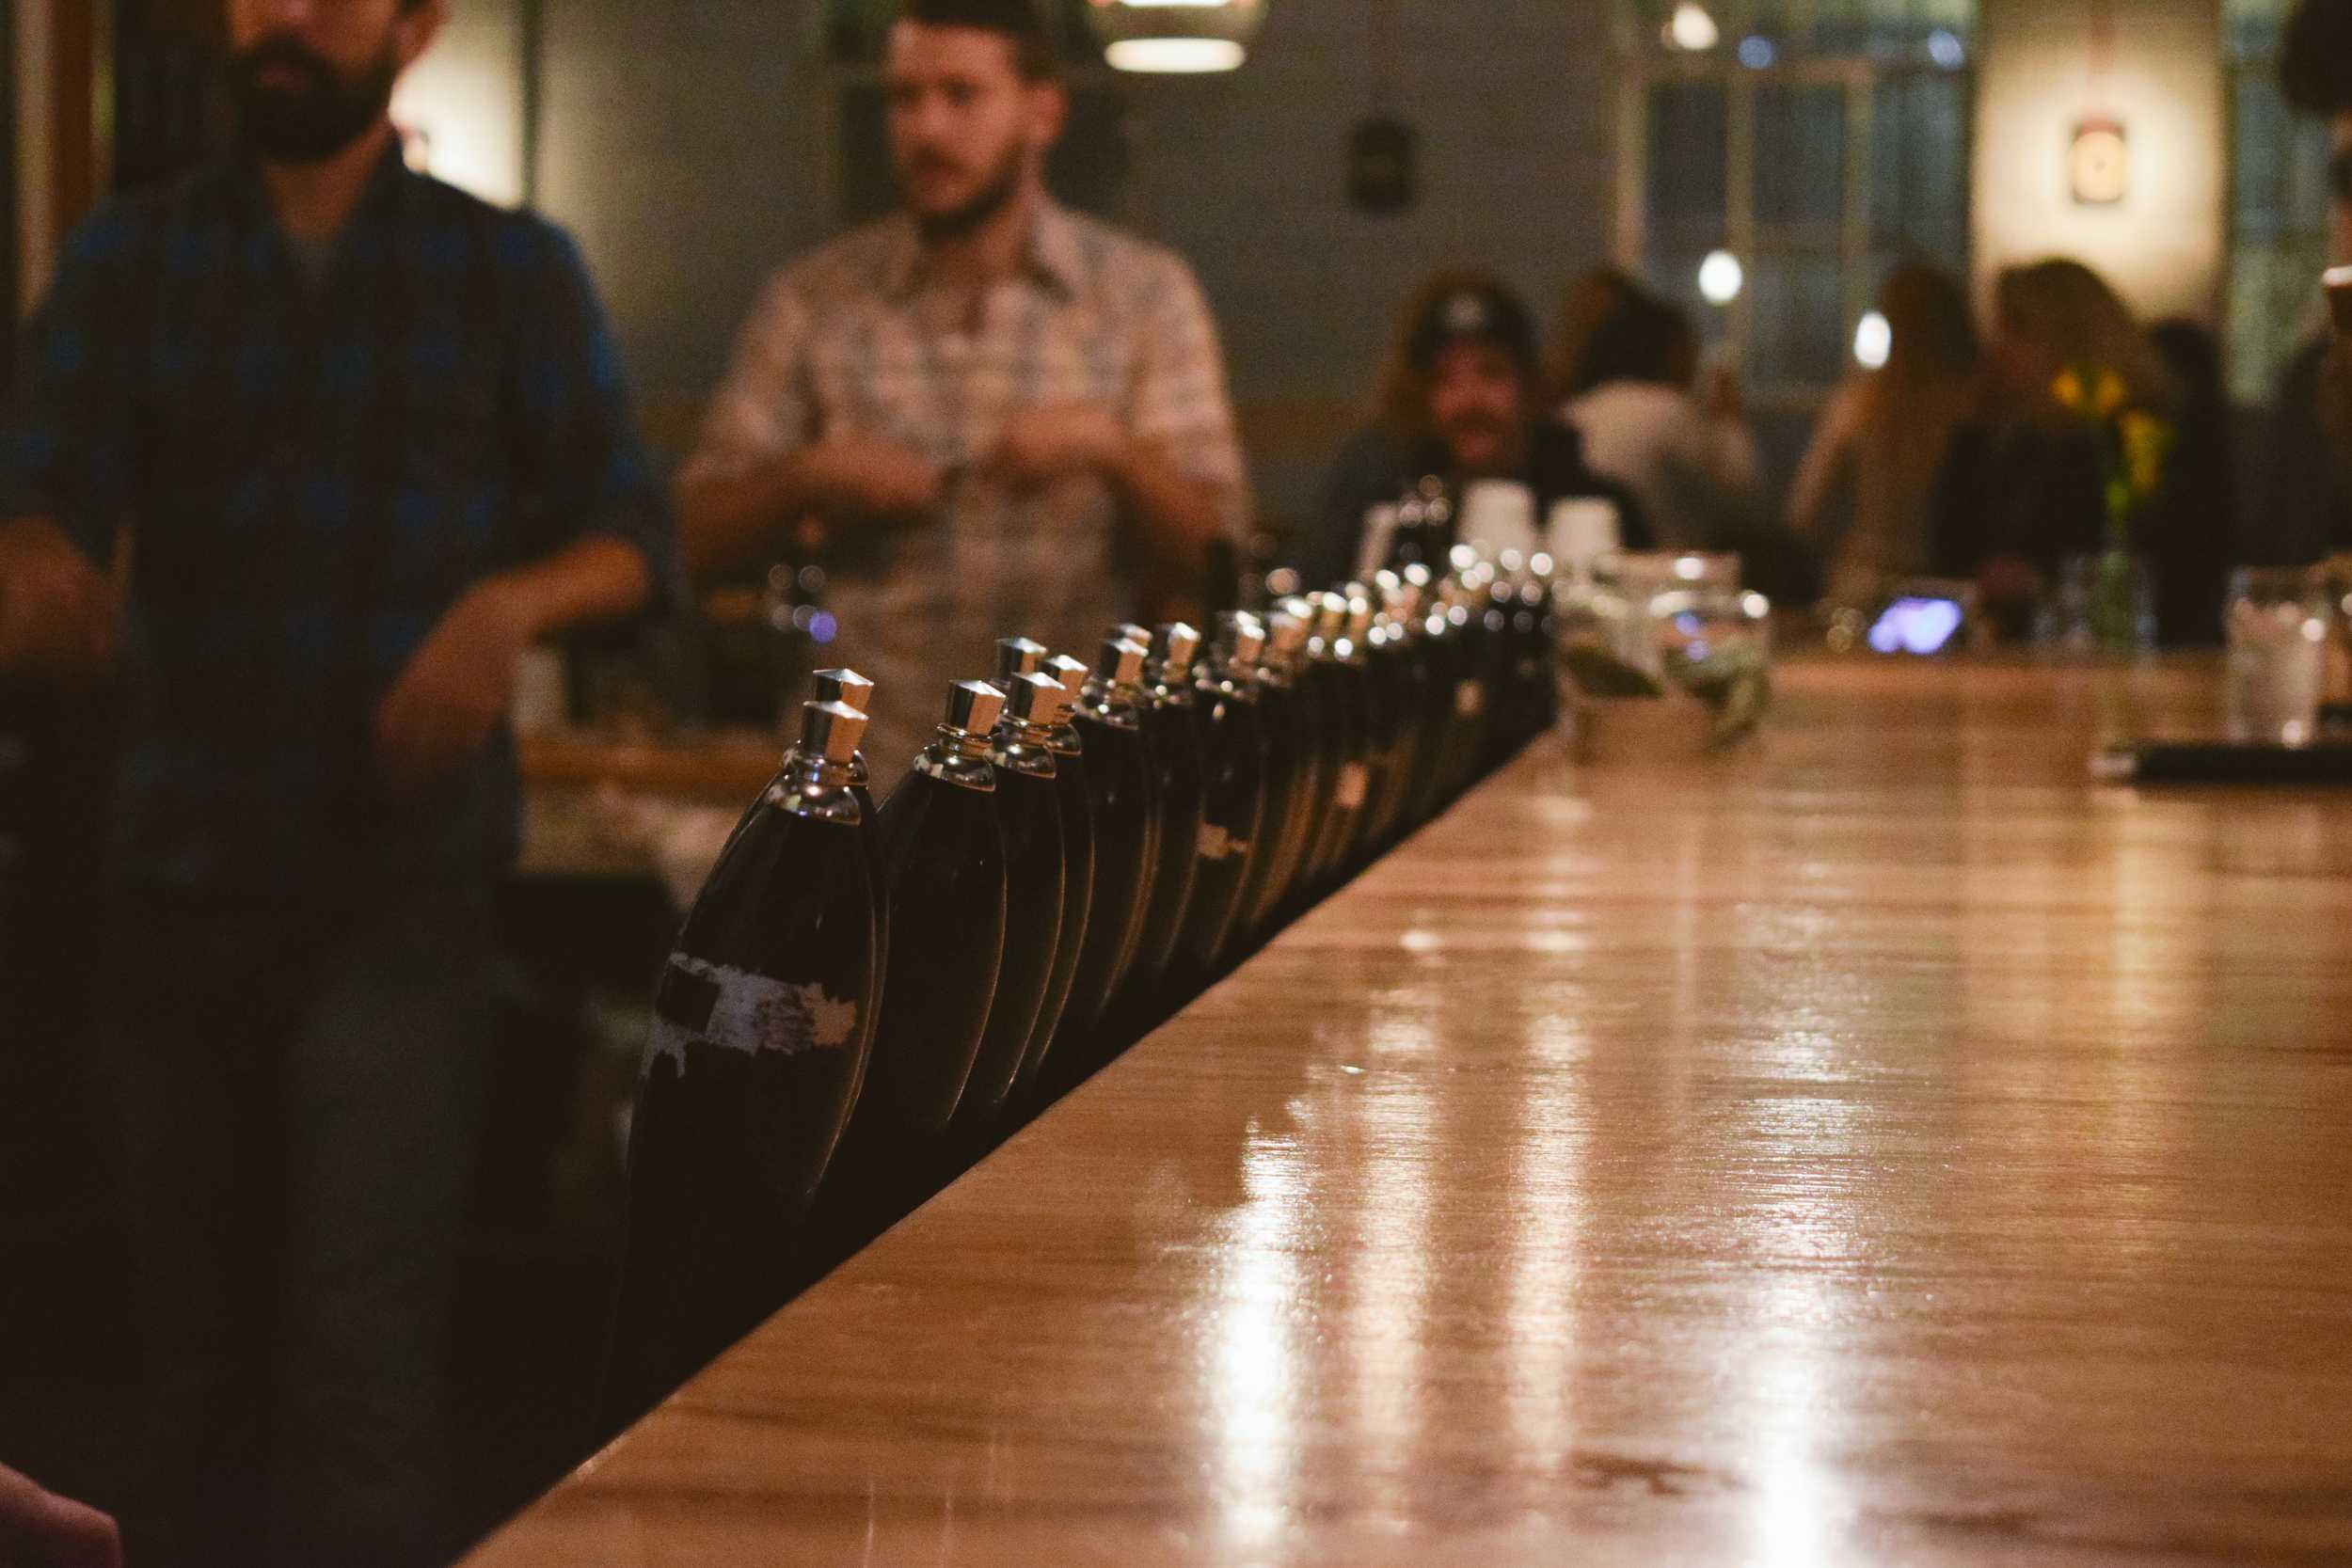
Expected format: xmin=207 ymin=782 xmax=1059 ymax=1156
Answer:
xmin=680 ymin=0 xmax=1246 ymax=777
xmin=1303 ymin=273 xmax=1648 ymax=586
xmin=0 ymin=1 xmax=668 ymax=1562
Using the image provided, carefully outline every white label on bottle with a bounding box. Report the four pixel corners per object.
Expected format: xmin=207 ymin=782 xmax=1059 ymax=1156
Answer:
xmin=1335 ymin=764 xmax=1370 ymax=811
xmin=644 ymin=954 xmax=862 ymax=1075
xmin=1455 ymin=681 xmax=1486 ymax=718
xmin=1197 ymin=824 xmax=1249 ymax=864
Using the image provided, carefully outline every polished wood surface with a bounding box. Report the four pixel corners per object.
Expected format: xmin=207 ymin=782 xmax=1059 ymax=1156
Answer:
xmin=469 ymin=657 xmax=2352 ymax=1567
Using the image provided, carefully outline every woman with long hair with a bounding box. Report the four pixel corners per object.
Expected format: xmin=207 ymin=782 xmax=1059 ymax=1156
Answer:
xmin=1787 ymin=263 xmax=1980 ymax=608
xmin=1559 ymin=286 xmax=1764 ymax=552
xmin=1930 ymin=258 xmax=2188 ymax=640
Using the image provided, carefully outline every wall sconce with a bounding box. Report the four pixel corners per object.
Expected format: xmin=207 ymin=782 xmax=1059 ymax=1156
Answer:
xmin=2070 ymin=116 xmax=2130 ymax=206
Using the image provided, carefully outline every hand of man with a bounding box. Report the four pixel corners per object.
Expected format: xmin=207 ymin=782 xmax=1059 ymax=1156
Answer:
xmin=0 ymin=521 xmax=117 ymax=683
xmin=0 ymin=1461 xmax=121 ymax=1568
xmin=798 ymin=435 xmax=944 ymax=518
xmin=372 ymin=579 xmax=534 ymax=803
xmin=991 ymin=404 xmax=1129 ymax=490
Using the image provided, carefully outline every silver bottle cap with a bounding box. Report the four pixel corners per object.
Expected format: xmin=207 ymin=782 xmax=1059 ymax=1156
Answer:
xmin=994 ymin=637 xmax=1051 ymax=680
xmin=1001 ymin=670 xmax=1064 ymax=727
xmin=1344 ymin=593 xmax=1376 ymax=644
xmin=943 ymin=679 xmax=1006 ymax=737
xmin=800 ymin=699 xmax=868 ymax=765
xmin=1047 ymin=653 xmax=1091 ymax=699
xmin=1153 ymin=622 xmax=1202 ymax=679
xmin=1265 ymin=610 xmax=1309 ymax=660
xmin=1095 ymin=637 xmax=1150 ymax=687
xmin=811 ymin=668 xmax=874 ymax=716
xmin=1312 ymin=593 xmax=1349 ymax=640
xmin=1215 ymin=611 xmax=1266 ymax=672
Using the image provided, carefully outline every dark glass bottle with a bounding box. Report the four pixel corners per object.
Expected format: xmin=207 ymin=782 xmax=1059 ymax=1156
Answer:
xmin=609 ymin=698 xmax=882 ymax=1411
xmin=1175 ymin=613 xmax=1270 ymax=981
xmin=1363 ymin=572 xmax=1433 ymax=851
xmin=1336 ymin=588 xmax=1403 ymax=873
xmin=1301 ymin=593 xmax=1372 ymax=894
xmin=713 ymin=664 xmax=877 ymax=865
xmin=1274 ymin=594 xmax=1343 ymax=914
xmin=812 ymin=667 xmax=887 ymax=1029
xmin=1405 ymin=576 xmax=1470 ymax=826
xmin=1450 ymin=556 xmax=1504 ymax=797
xmin=1000 ymin=644 xmax=1093 ymax=1094
xmin=953 ymin=672 xmax=1066 ymax=1130
xmin=852 ymin=680 xmax=1008 ymax=1137
xmin=1235 ymin=608 xmax=1317 ymax=942
xmin=1499 ymin=566 xmax=1559 ymax=753
xmin=1118 ymin=622 xmax=1207 ymax=1008
xmin=1354 ymin=598 xmax=1418 ymax=861
xmin=1055 ymin=637 xmax=1158 ymax=1053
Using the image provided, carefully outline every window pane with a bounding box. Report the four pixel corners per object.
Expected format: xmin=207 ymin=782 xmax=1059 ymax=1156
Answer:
xmin=1750 ymin=252 xmax=1848 ymax=388
xmin=1870 ymin=71 xmax=1969 ymax=259
xmin=2230 ymin=244 xmax=2328 ymax=404
xmin=1645 ymin=251 xmax=1736 ymax=358
xmin=1755 ymin=83 xmax=1847 ymax=242
xmin=1646 ymin=82 xmax=1729 ymax=254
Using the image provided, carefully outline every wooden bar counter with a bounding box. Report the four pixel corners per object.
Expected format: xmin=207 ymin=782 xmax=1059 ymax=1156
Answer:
xmin=468 ymin=657 xmax=2352 ymax=1567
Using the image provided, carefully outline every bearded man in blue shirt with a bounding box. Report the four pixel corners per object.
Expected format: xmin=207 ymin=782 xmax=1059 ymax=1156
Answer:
xmin=0 ymin=1 xmax=670 ymax=1560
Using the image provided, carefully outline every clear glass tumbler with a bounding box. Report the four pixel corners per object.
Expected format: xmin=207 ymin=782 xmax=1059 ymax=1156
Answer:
xmin=2225 ymin=565 xmax=2330 ymax=746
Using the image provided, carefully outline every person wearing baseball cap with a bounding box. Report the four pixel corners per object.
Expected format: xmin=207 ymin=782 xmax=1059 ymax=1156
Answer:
xmin=2253 ymin=0 xmax=2352 ymax=567
xmin=1302 ymin=272 xmax=1646 ymax=586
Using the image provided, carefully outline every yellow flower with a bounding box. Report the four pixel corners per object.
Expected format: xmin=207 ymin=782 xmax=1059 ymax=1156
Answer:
xmin=2052 ymin=369 xmax=2087 ymax=410
xmin=2093 ymin=371 xmax=2128 ymax=419
xmin=2119 ymin=410 xmax=2174 ymax=499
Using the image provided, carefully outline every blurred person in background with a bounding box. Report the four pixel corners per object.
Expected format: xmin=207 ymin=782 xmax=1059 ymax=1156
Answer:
xmin=0 ymin=0 xmax=668 ymax=1560
xmin=1786 ymin=263 xmax=1981 ymax=610
xmin=1304 ymin=272 xmax=1646 ymax=585
xmin=2149 ymin=319 xmax=2236 ymax=644
xmin=1930 ymin=258 xmax=2180 ymax=641
xmin=1546 ymin=266 xmax=1645 ymax=417
xmin=1559 ymin=286 xmax=1765 ymax=553
xmin=2261 ymin=0 xmax=2352 ymax=563
xmin=678 ymin=0 xmax=1245 ymax=778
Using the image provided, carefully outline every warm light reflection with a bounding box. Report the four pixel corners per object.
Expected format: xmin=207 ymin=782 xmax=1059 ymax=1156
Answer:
xmin=1506 ymin=1053 xmax=1583 ymax=1477
xmin=1211 ymin=1133 xmax=1305 ymax=1550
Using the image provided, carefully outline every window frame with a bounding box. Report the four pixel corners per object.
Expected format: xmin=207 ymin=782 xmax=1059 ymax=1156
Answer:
xmin=1614 ymin=29 xmax=1973 ymax=413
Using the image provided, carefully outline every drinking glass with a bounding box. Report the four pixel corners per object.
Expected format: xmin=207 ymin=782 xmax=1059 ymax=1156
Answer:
xmin=1562 ymin=552 xmax=1771 ymax=754
xmin=2225 ymin=565 xmax=2329 ymax=746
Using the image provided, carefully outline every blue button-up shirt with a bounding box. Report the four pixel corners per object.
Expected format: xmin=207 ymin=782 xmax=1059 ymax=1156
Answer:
xmin=0 ymin=147 xmax=672 ymax=902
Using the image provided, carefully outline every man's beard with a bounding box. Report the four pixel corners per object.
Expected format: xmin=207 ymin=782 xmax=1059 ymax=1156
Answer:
xmin=1440 ymin=412 xmax=1520 ymax=473
xmin=229 ymin=34 xmax=400 ymax=166
xmin=905 ymin=139 xmax=1029 ymax=243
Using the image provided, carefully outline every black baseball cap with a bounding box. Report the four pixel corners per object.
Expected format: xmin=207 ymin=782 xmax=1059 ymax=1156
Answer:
xmin=1406 ymin=281 xmax=1539 ymax=373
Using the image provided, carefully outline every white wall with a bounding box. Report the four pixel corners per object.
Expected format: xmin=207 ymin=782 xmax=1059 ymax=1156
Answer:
xmin=1973 ymin=0 xmax=2227 ymax=325
xmin=393 ymin=0 xmax=530 ymax=209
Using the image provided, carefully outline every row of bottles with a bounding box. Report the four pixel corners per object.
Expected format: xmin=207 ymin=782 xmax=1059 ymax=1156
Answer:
xmin=603 ymin=547 xmax=1561 ymax=1418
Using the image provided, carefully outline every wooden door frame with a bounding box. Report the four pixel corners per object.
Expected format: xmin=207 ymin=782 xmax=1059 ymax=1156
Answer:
xmin=15 ymin=0 xmax=111 ymax=319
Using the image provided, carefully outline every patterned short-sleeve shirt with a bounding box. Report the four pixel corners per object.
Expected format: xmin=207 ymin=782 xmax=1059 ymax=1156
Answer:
xmin=682 ymin=201 xmax=1247 ymax=774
